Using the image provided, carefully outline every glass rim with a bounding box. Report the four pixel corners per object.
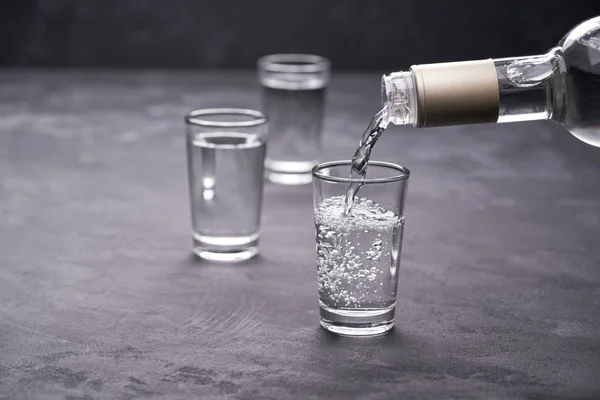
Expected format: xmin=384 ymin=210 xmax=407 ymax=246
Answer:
xmin=185 ymin=108 xmax=267 ymax=128
xmin=257 ymin=54 xmax=330 ymax=73
xmin=312 ymin=160 xmax=410 ymax=184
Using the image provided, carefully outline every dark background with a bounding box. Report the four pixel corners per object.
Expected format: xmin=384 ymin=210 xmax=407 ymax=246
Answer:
xmin=2 ymin=0 xmax=600 ymax=70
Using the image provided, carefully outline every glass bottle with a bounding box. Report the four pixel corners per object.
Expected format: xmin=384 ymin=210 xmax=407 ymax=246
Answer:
xmin=381 ymin=16 xmax=600 ymax=147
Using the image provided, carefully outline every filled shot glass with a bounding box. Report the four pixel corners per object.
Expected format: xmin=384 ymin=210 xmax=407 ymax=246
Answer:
xmin=185 ymin=108 xmax=267 ymax=262
xmin=258 ymin=54 xmax=330 ymax=185
xmin=312 ymin=161 xmax=410 ymax=336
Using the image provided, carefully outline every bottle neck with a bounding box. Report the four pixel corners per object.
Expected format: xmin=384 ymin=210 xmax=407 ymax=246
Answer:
xmin=382 ymin=49 xmax=564 ymax=128
xmin=494 ymin=48 xmax=564 ymax=124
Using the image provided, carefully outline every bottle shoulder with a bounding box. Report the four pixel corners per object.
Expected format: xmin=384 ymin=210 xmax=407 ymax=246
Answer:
xmin=558 ymin=17 xmax=600 ymax=147
xmin=559 ymin=16 xmax=600 ymax=51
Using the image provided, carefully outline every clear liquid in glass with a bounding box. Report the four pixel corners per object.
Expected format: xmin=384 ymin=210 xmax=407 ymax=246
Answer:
xmin=261 ymin=75 xmax=326 ymax=184
xmin=315 ymin=195 xmax=404 ymax=334
xmin=188 ymin=131 xmax=266 ymax=260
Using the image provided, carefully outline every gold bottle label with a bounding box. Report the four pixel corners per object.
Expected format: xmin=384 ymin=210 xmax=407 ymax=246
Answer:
xmin=411 ymin=59 xmax=499 ymax=127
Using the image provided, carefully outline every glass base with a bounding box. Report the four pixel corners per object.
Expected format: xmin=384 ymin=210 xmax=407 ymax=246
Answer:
xmin=266 ymin=171 xmax=312 ymax=185
xmin=319 ymin=303 xmax=395 ymax=337
xmin=192 ymin=232 xmax=258 ymax=262
xmin=265 ymin=159 xmax=316 ymax=185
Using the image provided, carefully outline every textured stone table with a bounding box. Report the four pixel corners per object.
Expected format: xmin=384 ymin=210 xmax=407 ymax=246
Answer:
xmin=0 ymin=71 xmax=599 ymax=399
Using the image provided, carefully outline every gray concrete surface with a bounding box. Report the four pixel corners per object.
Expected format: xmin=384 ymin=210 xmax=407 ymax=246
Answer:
xmin=0 ymin=71 xmax=599 ymax=399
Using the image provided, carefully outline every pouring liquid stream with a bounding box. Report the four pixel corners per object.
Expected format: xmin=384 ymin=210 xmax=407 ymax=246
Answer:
xmin=344 ymin=109 xmax=389 ymax=215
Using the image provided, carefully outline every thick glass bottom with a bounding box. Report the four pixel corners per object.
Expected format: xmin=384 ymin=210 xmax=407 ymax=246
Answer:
xmin=265 ymin=159 xmax=316 ymax=185
xmin=192 ymin=232 xmax=259 ymax=262
xmin=319 ymin=302 xmax=395 ymax=337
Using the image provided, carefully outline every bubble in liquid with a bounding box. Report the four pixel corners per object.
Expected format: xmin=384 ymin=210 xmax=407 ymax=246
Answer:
xmin=314 ymin=195 xmax=404 ymax=308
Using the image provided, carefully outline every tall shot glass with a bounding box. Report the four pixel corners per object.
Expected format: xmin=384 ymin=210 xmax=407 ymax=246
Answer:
xmin=258 ymin=54 xmax=330 ymax=185
xmin=185 ymin=108 xmax=267 ymax=262
xmin=312 ymin=161 xmax=410 ymax=336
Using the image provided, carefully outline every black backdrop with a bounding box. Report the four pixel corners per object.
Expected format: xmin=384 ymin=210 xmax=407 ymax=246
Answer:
xmin=1 ymin=0 xmax=600 ymax=70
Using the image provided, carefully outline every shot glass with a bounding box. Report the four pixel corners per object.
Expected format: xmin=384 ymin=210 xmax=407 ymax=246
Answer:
xmin=257 ymin=54 xmax=330 ymax=185
xmin=185 ymin=108 xmax=267 ymax=262
xmin=312 ymin=161 xmax=410 ymax=336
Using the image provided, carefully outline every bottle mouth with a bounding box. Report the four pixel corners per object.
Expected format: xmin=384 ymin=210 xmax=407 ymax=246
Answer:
xmin=380 ymin=71 xmax=416 ymax=126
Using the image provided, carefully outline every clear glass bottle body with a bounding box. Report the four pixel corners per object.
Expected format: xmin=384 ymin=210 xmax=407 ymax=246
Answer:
xmin=382 ymin=16 xmax=600 ymax=147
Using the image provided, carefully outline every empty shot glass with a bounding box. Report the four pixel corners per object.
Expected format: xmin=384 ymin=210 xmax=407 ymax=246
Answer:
xmin=258 ymin=54 xmax=330 ymax=185
xmin=185 ymin=108 xmax=267 ymax=262
xmin=312 ymin=161 xmax=410 ymax=336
